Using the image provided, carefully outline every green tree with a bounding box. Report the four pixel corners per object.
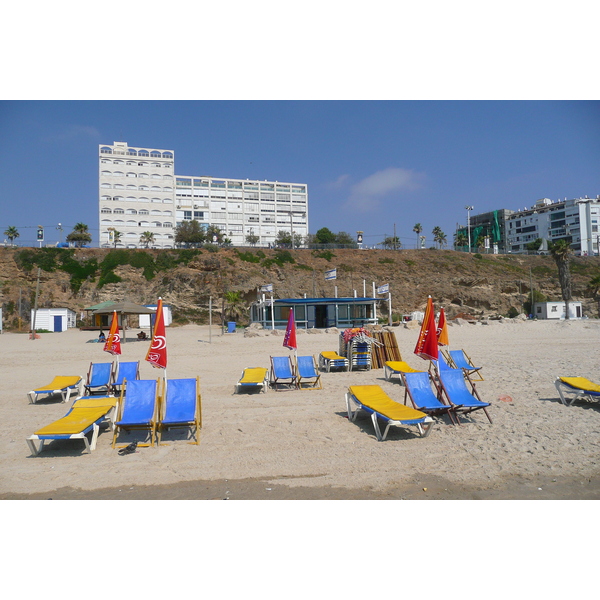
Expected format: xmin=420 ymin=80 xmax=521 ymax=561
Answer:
xmin=432 ymin=226 xmax=444 ymax=249
xmin=587 ymin=275 xmax=600 ymax=317
xmin=224 ymin=290 xmax=246 ymax=323
xmin=335 ymin=231 xmax=357 ymax=247
xmin=438 ymin=231 xmax=447 ymax=249
xmin=413 ymin=223 xmax=423 ymax=249
xmin=175 ymin=220 xmax=206 ymax=248
xmin=66 ymin=222 xmax=92 ymax=247
xmin=380 ymin=236 xmax=401 ymax=249
xmin=314 ymin=227 xmax=336 ymax=244
xmin=525 ymin=238 xmax=543 ymax=251
xmin=139 ymin=231 xmax=155 ymax=248
xmin=454 ymin=231 xmax=468 ymax=250
xmin=549 ymin=239 xmax=573 ymax=319
xmin=4 ymin=225 xmax=19 ymax=245
xmin=112 ymin=230 xmax=123 ymax=248
xmin=245 ymin=230 xmax=259 ymax=246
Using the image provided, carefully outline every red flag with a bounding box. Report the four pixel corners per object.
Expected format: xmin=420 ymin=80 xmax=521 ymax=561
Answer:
xmin=145 ymin=298 xmax=167 ymax=369
xmin=283 ymin=308 xmax=297 ymax=351
xmin=414 ymin=296 xmax=439 ymax=360
xmin=437 ymin=307 xmax=449 ymax=347
xmin=103 ymin=310 xmax=121 ymax=356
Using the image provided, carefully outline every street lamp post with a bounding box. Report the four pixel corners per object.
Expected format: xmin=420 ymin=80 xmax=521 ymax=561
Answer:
xmin=465 ymin=205 xmax=474 ymax=253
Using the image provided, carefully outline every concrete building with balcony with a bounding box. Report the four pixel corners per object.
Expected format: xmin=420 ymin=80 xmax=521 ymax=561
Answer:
xmin=506 ymin=196 xmax=600 ymax=255
xmin=99 ymin=141 xmax=308 ymax=249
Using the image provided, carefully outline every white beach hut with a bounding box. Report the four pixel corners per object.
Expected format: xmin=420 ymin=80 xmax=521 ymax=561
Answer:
xmin=30 ymin=308 xmax=77 ymax=332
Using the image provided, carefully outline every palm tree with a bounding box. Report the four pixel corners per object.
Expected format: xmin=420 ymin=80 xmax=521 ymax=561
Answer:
xmin=454 ymin=231 xmax=468 ymax=250
xmin=432 ymin=226 xmax=443 ymax=249
xmin=139 ymin=231 xmax=155 ymax=248
xmin=413 ymin=223 xmax=423 ymax=249
xmin=66 ymin=222 xmax=92 ymax=247
xmin=438 ymin=231 xmax=447 ymax=249
xmin=549 ymin=239 xmax=573 ymax=319
xmin=224 ymin=290 xmax=246 ymax=323
xmin=4 ymin=226 xmax=19 ymax=245
xmin=112 ymin=230 xmax=123 ymax=248
xmin=587 ymin=275 xmax=600 ymax=317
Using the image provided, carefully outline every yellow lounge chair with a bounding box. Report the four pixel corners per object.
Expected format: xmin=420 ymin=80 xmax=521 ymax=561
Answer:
xmin=27 ymin=376 xmax=84 ymax=404
xmin=236 ymin=367 xmax=269 ymax=393
xmin=318 ymin=351 xmax=349 ymax=372
xmin=345 ymin=385 xmax=434 ymax=441
xmin=384 ymin=360 xmax=425 ymax=383
xmin=26 ymin=396 xmax=116 ymax=456
xmin=555 ymin=377 xmax=600 ymax=406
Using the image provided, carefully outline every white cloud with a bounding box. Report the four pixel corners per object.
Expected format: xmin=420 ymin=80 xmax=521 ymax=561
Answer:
xmin=325 ymin=174 xmax=350 ymax=189
xmin=345 ymin=167 xmax=424 ymax=211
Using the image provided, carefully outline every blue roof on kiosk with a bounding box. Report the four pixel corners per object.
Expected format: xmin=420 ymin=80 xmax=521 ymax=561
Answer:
xmin=273 ymin=297 xmax=377 ymax=304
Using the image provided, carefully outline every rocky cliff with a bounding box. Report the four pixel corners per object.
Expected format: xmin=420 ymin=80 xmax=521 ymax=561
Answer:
xmin=1 ymin=246 xmax=599 ymax=330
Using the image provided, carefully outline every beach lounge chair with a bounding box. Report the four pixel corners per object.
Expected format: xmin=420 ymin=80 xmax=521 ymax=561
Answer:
xmin=428 ymin=352 xmax=453 ymax=377
xmin=296 ymin=355 xmax=322 ymax=390
xmin=84 ymin=362 xmax=114 ymax=395
xmin=236 ymin=367 xmax=269 ymax=393
xmin=112 ymin=379 xmax=160 ymax=448
xmin=349 ymin=341 xmax=372 ymax=371
xmin=111 ymin=361 xmax=140 ymax=394
xmin=554 ymin=377 xmax=600 ymax=406
xmin=345 ymin=385 xmax=434 ymax=441
xmin=402 ymin=371 xmax=459 ymax=425
xmin=318 ymin=351 xmax=349 ymax=372
xmin=446 ymin=349 xmax=484 ymax=381
xmin=157 ymin=378 xmax=202 ymax=444
xmin=27 ymin=375 xmax=83 ymax=404
xmin=26 ymin=396 xmax=117 ymax=456
xmin=269 ymin=356 xmax=298 ymax=391
xmin=437 ymin=368 xmax=492 ymax=424
xmin=384 ymin=360 xmax=425 ymax=383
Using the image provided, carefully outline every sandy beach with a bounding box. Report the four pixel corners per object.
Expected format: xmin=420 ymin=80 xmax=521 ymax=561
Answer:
xmin=1 ymin=318 xmax=599 ymax=500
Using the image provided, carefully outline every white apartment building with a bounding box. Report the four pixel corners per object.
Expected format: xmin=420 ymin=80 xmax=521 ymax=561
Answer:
xmin=99 ymin=141 xmax=309 ymax=249
xmin=506 ymin=196 xmax=600 ymax=255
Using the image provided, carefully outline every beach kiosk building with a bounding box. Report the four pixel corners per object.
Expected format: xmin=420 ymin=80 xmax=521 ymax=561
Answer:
xmin=250 ymin=296 xmax=379 ymax=329
xmin=534 ymin=301 xmax=583 ymax=320
xmin=30 ymin=308 xmax=77 ymax=332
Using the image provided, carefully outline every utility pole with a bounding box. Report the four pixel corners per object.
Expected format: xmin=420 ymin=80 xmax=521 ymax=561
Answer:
xmin=465 ymin=205 xmax=474 ymax=253
xmin=31 ymin=268 xmax=41 ymax=339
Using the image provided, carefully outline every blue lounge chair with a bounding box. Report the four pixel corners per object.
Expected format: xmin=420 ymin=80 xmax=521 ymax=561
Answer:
xmin=26 ymin=396 xmax=117 ymax=455
xmin=554 ymin=377 xmax=600 ymax=406
xmin=157 ymin=378 xmax=202 ymax=444
xmin=269 ymin=356 xmax=298 ymax=391
xmin=402 ymin=371 xmax=458 ymax=425
xmin=296 ymin=355 xmax=322 ymax=389
xmin=447 ymin=349 xmax=484 ymax=381
xmin=112 ymin=379 xmax=159 ymax=448
xmin=111 ymin=361 xmax=140 ymax=394
xmin=438 ymin=368 xmax=492 ymax=424
xmin=84 ymin=362 xmax=114 ymax=395
xmin=345 ymin=385 xmax=434 ymax=441
xmin=27 ymin=375 xmax=84 ymax=404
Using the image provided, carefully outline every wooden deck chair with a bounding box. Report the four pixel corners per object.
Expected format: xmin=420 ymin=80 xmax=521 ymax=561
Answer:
xmin=554 ymin=377 xmax=600 ymax=406
xmin=157 ymin=378 xmax=202 ymax=445
xmin=84 ymin=362 xmax=114 ymax=395
xmin=345 ymin=385 xmax=434 ymax=441
xmin=236 ymin=367 xmax=269 ymax=393
xmin=26 ymin=396 xmax=117 ymax=456
xmin=269 ymin=356 xmax=298 ymax=391
xmin=318 ymin=351 xmax=349 ymax=372
xmin=445 ymin=349 xmax=484 ymax=381
xmin=437 ymin=368 xmax=492 ymax=424
xmin=296 ymin=355 xmax=322 ymax=390
xmin=27 ymin=375 xmax=83 ymax=404
xmin=402 ymin=371 xmax=459 ymax=425
xmin=428 ymin=352 xmax=453 ymax=378
xmin=384 ymin=360 xmax=425 ymax=383
xmin=111 ymin=361 xmax=140 ymax=394
xmin=112 ymin=379 xmax=159 ymax=448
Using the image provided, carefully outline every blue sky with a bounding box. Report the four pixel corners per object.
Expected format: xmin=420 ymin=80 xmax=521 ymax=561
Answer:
xmin=1 ymin=100 xmax=599 ymax=247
